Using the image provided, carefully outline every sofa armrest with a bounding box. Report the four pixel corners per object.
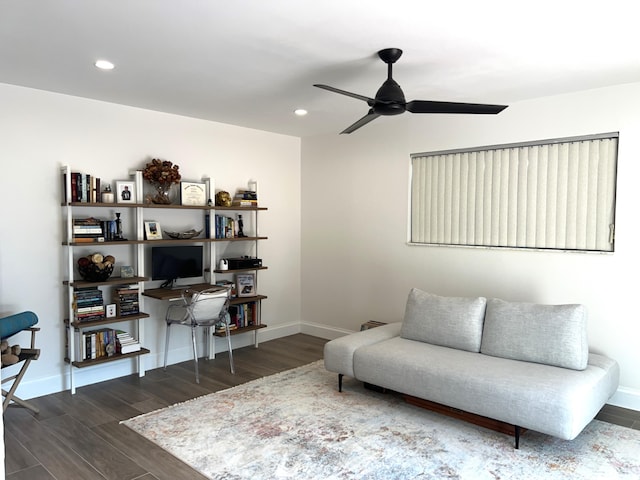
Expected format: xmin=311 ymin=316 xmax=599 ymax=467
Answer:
xmin=324 ymin=322 xmax=402 ymax=377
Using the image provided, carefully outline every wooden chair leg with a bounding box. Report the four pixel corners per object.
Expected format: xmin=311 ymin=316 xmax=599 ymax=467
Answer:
xmin=2 ymin=358 xmax=40 ymax=414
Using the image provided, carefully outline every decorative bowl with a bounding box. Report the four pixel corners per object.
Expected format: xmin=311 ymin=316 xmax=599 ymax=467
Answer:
xmin=164 ymin=229 xmax=203 ymax=240
xmin=78 ymin=262 xmax=114 ymax=282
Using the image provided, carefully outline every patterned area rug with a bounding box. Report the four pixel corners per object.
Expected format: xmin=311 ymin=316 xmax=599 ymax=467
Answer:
xmin=122 ymin=361 xmax=640 ymax=479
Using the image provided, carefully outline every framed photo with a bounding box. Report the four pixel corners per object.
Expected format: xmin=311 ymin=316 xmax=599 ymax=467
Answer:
xmin=236 ymin=273 xmax=256 ymax=297
xmin=180 ymin=181 xmax=207 ymax=206
xmin=115 ymin=181 xmax=136 ymax=204
xmin=144 ymin=221 xmax=163 ymax=240
xmin=120 ymin=265 xmax=134 ymax=278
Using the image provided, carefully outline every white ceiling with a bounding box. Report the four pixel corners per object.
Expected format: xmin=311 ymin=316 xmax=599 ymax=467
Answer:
xmin=2 ymin=1 xmax=640 ymax=138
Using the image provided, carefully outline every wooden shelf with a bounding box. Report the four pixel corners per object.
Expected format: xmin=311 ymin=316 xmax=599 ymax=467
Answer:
xmin=63 ymin=276 xmax=148 ymax=288
xmin=64 ymin=239 xmax=142 ymax=246
xmin=65 ymin=312 xmax=150 ymax=329
xmin=63 ymin=202 xmax=268 ymax=212
xmin=65 ymin=237 xmax=268 ymax=246
xmin=209 ymin=236 xmax=268 ymax=243
xmin=66 ymin=348 xmax=150 ymax=368
xmin=230 ymin=295 xmax=267 ymax=305
xmin=214 ymin=206 xmax=268 ymax=211
xmin=213 ymin=324 xmax=267 ymax=337
xmin=212 ymin=266 xmax=268 ymax=274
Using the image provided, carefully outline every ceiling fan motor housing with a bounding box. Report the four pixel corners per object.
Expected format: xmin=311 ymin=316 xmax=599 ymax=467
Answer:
xmin=374 ymin=79 xmax=406 ymax=115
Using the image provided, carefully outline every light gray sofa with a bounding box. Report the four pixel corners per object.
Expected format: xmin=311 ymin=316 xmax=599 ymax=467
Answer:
xmin=324 ymin=288 xmax=620 ymax=448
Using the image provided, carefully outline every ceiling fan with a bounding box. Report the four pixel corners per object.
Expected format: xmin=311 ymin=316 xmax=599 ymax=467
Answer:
xmin=314 ymin=48 xmax=508 ymax=134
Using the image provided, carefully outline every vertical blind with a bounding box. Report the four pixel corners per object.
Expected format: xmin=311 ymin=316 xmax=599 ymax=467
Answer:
xmin=410 ymin=134 xmax=618 ymax=252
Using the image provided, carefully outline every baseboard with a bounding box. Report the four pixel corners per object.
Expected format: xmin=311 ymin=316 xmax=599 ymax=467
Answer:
xmin=607 ymin=386 xmax=640 ymax=412
xmin=300 ymin=321 xmax=354 ymax=340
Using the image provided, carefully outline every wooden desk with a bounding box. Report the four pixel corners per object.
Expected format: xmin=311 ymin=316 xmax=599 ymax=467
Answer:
xmin=142 ymin=283 xmax=267 ymax=361
xmin=142 ymin=283 xmax=222 ymax=300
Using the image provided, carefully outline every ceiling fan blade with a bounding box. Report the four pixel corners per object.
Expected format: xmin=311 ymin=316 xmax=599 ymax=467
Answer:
xmin=406 ymin=100 xmax=507 ymax=115
xmin=314 ymin=84 xmax=374 ymax=104
xmin=341 ymin=110 xmax=380 ymax=134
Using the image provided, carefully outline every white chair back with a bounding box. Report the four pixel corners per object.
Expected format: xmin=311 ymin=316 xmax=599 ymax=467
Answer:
xmin=188 ymin=288 xmax=230 ymax=326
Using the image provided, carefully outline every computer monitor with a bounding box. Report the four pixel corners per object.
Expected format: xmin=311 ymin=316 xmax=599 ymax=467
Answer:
xmin=151 ymin=245 xmax=203 ymax=288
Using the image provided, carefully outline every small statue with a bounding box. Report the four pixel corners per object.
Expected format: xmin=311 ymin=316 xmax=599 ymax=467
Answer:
xmin=114 ymin=212 xmax=127 ymax=241
xmin=215 ymin=191 xmax=232 ymax=207
xmin=237 ymin=214 xmax=245 ymax=237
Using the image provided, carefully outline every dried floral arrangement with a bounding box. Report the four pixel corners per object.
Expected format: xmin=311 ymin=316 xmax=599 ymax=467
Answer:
xmin=142 ymin=158 xmax=181 ymax=186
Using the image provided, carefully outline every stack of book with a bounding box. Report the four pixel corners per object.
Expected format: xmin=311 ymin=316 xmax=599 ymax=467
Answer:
xmin=215 ymin=323 xmax=238 ymax=334
xmin=113 ymin=285 xmax=140 ymax=317
xmin=116 ymin=330 xmax=141 ymax=354
xmin=232 ymin=189 xmax=258 ymax=207
xmin=73 ymin=287 xmax=105 ymax=322
xmin=73 ymin=217 xmax=104 ymax=243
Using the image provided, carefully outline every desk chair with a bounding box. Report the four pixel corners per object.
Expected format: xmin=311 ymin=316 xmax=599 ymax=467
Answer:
xmin=1 ymin=311 xmax=40 ymax=413
xmin=163 ymin=287 xmax=235 ymax=383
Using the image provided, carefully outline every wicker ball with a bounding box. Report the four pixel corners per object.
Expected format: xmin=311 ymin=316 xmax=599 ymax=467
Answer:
xmin=77 ymin=255 xmax=115 ymax=282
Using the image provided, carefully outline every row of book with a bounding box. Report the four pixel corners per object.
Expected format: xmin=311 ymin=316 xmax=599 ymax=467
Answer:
xmin=214 ymin=214 xmax=238 ymax=239
xmin=229 ymin=302 xmax=258 ymax=329
xmin=232 ymin=189 xmax=258 ymax=207
xmin=74 ymin=328 xmax=141 ymax=360
xmin=65 ymin=172 xmax=102 ymax=203
xmin=73 ymin=287 xmax=105 ymax=322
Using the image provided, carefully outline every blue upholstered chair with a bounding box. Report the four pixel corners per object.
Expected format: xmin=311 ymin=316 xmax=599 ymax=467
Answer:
xmin=1 ymin=311 xmax=40 ymax=413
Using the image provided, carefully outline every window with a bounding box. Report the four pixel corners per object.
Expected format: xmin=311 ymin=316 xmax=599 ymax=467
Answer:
xmin=410 ymin=133 xmax=618 ymax=252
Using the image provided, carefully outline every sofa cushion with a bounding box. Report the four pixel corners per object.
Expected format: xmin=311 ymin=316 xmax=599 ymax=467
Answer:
xmin=400 ymin=289 xmax=487 ymax=352
xmin=480 ymin=298 xmax=588 ymax=370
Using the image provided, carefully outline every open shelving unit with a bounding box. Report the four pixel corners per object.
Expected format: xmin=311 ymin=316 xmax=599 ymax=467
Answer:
xmin=61 ymin=166 xmax=268 ymax=392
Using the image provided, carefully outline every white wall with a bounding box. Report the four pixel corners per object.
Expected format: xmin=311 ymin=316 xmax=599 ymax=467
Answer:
xmin=0 ymin=83 xmax=301 ymax=398
xmin=3 ymin=79 xmax=639 ymax=411
xmin=301 ymin=82 xmax=640 ymax=410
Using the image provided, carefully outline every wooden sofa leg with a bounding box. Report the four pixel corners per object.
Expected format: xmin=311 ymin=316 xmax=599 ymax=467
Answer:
xmin=514 ymin=425 xmax=521 ymax=449
xmin=338 ymin=374 xmax=343 ymax=392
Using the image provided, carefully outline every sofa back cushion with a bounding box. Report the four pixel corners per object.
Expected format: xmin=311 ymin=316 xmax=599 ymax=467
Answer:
xmin=480 ymin=298 xmax=588 ymax=370
xmin=400 ymin=289 xmax=487 ymax=352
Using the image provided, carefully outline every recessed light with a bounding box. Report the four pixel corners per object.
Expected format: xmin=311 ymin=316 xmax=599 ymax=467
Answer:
xmin=294 ymin=109 xmax=308 ymax=116
xmin=94 ymin=60 xmax=115 ymax=70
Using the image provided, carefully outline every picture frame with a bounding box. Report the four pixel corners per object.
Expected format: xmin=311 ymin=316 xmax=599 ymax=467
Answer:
xmin=144 ymin=221 xmax=163 ymax=240
xmin=180 ymin=181 xmax=207 ymax=206
xmin=115 ymin=181 xmax=136 ymax=204
xmin=236 ymin=273 xmax=256 ymax=297
xmin=120 ymin=265 xmax=135 ymax=278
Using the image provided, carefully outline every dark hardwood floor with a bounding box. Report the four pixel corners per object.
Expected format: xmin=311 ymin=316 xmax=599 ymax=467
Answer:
xmin=4 ymin=334 xmax=328 ymax=480
xmin=4 ymin=333 xmax=640 ymax=480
